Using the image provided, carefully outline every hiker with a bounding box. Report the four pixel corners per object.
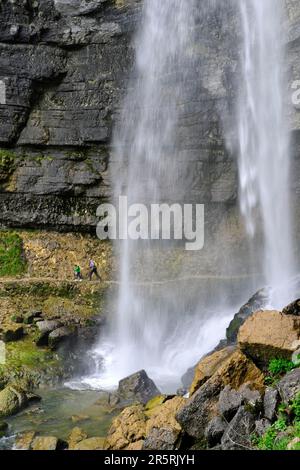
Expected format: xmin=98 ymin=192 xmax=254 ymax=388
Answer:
xmin=89 ymin=259 xmax=100 ymax=281
xmin=74 ymin=265 xmax=83 ymax=281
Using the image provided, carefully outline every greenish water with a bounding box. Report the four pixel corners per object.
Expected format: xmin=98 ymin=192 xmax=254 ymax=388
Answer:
xmin=0 ymin=387 xmax=117 ymax=449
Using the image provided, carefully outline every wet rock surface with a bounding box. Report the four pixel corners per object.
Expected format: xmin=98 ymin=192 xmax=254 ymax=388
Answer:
xmin=111 ymin=370 xmax=161 ymax=407
xmin=226 ymin=288 xmax=270 ymax=344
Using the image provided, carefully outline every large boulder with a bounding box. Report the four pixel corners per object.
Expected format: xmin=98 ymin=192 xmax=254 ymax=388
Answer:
xmin=190 ymin=346 xmax=236 ymax=395
xmin=277 ymin=368 xmax=300 ymax=403
xmin=221 ymin=406 xmax=255 ymax=450
xmin=176 ymin=350 xmax=264 ymax=440
xmin=238 ymin=310 xmax=300 ymax=365
xmin=105 ymin=404 xmax=147 ymax=450
xmin=226 ymin=288 xmax=270 ymax=344
xmin=114 ymin=370 xmax=160 ymax=407
xmin=143 ymin=397 xmax=185 ymax=450
xmin=0 ymin=385 xmax=28 ymax=418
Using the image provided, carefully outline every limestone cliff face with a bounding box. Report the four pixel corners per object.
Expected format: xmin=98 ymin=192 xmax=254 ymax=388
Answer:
xmin=0 ymin=0 xmax=299 ymax=242
xmin=0 ymin=0 xmax=140 ymax=230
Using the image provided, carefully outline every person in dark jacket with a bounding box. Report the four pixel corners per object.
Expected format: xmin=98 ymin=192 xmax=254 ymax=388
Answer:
xmin=89 ymin=259 xmax=100 ymax=281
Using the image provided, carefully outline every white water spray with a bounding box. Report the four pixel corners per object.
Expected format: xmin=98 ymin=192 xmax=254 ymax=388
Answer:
xmin=237 ymin=0 xmax=295 ymax=308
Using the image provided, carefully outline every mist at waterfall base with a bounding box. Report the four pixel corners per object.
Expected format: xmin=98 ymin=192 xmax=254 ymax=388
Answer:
xmin=75 ymin=0 xmax=297 ymax=393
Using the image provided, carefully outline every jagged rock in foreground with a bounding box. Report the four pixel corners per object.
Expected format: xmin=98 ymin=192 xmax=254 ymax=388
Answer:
xmin=143 ymin=397 xmax=185 ymax=450
xmin=238 ymin=310 xmax=300 ymax=366
xmin=109 ymin=370 xmax=161 ymax=407
xmin=103 ymin=298 xmax=300 ymax=451
xmin=176 ymin=350 xmax=264 ymax=440
xmin=105 ymin=396 xmax=185 ymax=451
xmin=105 ymin=404 xmax=147 ymax=450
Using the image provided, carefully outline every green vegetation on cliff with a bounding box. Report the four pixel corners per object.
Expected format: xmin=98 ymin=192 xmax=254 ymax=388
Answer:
xmin=0 ymin=231 xmax=26 ymax=277
xmin=0 ymin=149 xmax=18 ymax=174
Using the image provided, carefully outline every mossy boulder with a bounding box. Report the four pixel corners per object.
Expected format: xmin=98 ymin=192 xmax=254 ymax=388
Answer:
xmin=0 ymin=384 xmax=28 ymax=418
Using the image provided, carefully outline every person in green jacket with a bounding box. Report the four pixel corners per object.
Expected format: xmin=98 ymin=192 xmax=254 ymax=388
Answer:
xmin=74 ymin=265 xmax=83 ymax=280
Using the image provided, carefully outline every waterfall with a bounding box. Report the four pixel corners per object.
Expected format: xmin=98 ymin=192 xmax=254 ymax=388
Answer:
xmin=76 ymin=0 xmax=295 ymax=393
xmin=81 ymin=0 xmax=234 ymax=392
xmin=237 ymin=0 xmax=295 ymax=307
